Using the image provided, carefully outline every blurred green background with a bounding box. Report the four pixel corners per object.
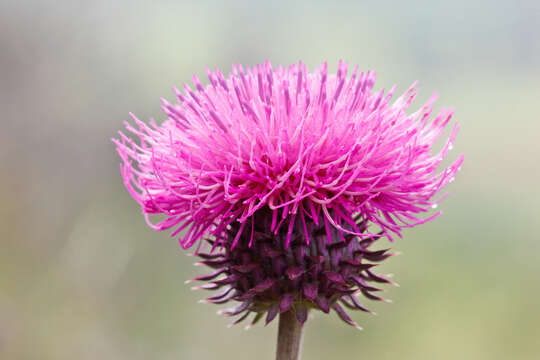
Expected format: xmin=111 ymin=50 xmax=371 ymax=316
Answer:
xmin=1 ymin=1 xmax=539 ymax=359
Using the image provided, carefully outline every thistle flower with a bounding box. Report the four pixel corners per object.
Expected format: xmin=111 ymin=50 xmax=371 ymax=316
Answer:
xmin=114 ymin=61 xmax=463 ymax=337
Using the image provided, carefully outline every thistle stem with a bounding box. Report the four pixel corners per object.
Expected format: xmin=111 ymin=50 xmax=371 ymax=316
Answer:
xmin=275 ymin=310 xmax=305 ymax=360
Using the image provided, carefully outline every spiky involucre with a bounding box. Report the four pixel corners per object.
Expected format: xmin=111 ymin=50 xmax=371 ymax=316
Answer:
xmin=115 ymin=60 xmax=462 ymax=251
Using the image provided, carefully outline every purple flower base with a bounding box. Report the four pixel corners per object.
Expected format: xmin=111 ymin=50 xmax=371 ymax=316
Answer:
xmin=191 ymin=207 xmax=397 ymax=328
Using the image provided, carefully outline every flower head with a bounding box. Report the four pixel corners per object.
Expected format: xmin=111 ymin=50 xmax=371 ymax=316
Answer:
xmin=114 ymin=61 xmax=463 ymax=327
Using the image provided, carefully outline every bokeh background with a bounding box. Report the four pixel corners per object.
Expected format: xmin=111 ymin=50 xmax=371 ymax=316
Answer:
xmin=2 ymin=1 xmax=539 ymax=359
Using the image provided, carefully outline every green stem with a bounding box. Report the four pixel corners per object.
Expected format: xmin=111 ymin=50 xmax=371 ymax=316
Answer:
xmin=275 ymin=310 xmax=305 ymax=360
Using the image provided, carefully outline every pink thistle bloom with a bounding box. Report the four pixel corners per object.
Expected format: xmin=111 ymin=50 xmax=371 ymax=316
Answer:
xmin=114 ymin=61 xmax=463 ymax=327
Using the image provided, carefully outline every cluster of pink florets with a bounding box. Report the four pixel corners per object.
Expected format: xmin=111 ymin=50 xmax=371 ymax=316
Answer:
xmin=114 ymin=61 xmax=463 ymax=250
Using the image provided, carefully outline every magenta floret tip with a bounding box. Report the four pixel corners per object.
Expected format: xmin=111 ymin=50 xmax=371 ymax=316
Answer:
xmin=114 ymin=61 xmax=463 ymax=328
